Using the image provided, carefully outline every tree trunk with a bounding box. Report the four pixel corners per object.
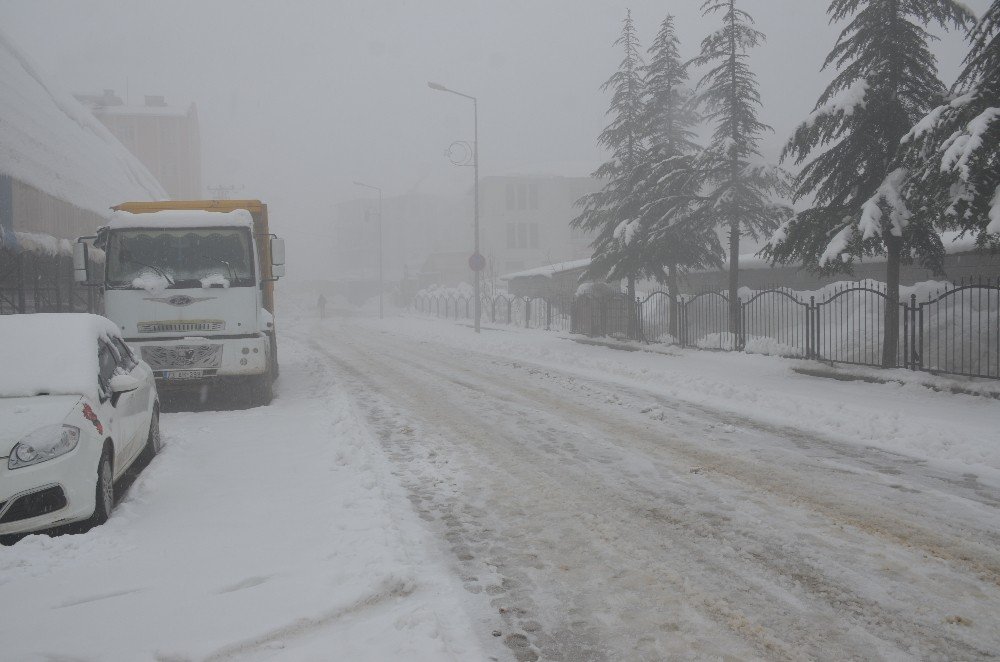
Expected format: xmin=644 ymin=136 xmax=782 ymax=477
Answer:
xmin=728 ymin=219 xmax=740 ymax=340
xmin=882 ymin=233 xmax=902 ymax=368
xmin=667 ymin=262 xmax=679 ymax=340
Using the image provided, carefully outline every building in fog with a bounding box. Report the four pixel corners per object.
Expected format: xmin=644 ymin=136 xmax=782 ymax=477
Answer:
xmin=76 ymin=90 xmax=202 ymax=200
xmin=0 ymin=38 xmax=164 ymax=244
xmin=330 ymin=192 xmax=470 ymax=285
xmin=479 ymin=175 xmax=600 ymax=281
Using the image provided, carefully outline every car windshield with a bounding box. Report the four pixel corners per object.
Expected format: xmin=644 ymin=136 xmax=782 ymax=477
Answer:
xmin=106 ymin=228 xmax=255 ymax=288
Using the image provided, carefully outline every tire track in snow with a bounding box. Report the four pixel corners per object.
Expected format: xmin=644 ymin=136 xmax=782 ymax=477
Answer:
xmin=299 ymin=322 xmax=1000 ymax=660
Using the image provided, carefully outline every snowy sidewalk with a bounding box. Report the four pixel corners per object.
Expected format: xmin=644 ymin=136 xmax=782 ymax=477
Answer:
xmin=0 ymin=335 xmax=483 ymax=661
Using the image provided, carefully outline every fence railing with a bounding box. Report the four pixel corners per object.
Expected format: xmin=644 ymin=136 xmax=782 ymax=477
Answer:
xmin=412 ymin=279 xmax=1000 ymax=380
xmin=1 ymin=249 xmax=103 ymax=315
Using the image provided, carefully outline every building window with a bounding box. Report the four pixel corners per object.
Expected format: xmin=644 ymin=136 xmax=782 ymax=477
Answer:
xmin=517 ymin=183 xmax=527 ymax=210
xmin=528 ymin=183 xmax=539 ymax=210
xmin=506 ymin=182 xmax=515 ymax=210
xmin=529 ymin=223 xmax=539 ymax=249
xmin=506 ymin=223 xmax=516 ymax=248
xmin=517 ymin=223 xmax=527 ymax=249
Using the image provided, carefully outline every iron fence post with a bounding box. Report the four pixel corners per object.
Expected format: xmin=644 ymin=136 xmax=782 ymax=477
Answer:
xmin=16 ymin=252 xmax=26 ymax=313
xmin=546 ymin=298 xmax=552 ymax=330
xmin=737 ymin=296 xmax=744 ymax=350
xmin=635 ymin=296 xmax=642 ymax=342
xmin=525 ymin=299 xmax=531 ymax=328
xmin=807 ymin=296 xmax=815 ymax=359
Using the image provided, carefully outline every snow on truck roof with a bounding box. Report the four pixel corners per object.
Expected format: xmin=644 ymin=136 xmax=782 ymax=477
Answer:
xmin=106 ymin=209 xmax=254 ymax=230
xmin=0 ymin=313 xmax=123 ymax=401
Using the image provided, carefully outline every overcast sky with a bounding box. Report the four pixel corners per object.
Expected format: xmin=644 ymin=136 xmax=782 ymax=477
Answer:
xmin=0 ymin=0 xmax=988 ymax=278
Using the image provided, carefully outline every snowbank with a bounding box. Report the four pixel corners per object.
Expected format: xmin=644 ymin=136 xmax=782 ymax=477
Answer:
xmin=0 ymin=333 xmax=484 ymax=660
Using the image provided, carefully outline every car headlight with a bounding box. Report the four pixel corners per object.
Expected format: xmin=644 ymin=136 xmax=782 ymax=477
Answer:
xmin=8 ymin=425 xmax=80 ymax=470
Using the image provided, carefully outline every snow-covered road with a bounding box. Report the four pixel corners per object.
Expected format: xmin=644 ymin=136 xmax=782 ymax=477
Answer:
xmin=3 ymin=309 xmax=998 ymax=661
xmin=306 ymin=313 xmax=1000 ymax=661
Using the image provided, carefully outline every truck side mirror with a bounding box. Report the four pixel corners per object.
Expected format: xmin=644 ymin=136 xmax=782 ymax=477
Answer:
xmin=270 ymin=237 xmax=285 ymax=267
xmin=272 ymin=264 xmax=286 ymax=278
xmin=73 ymin=241 xmax=90 ymax=283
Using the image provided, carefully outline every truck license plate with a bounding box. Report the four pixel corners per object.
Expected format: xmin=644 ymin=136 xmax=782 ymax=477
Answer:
xmin=162 ymin=369 xmax=204 ymax=380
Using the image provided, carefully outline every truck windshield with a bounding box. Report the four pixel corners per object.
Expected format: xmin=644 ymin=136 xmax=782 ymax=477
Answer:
xmin=106 ymin=228 xmax=255 ymax=288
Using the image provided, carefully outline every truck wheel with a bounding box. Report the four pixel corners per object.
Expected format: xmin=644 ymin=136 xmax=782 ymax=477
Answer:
xmin=246 ymin=375 xmax=273 ymax=407
xmin=268 ymin=333 xmax=279 ymax=378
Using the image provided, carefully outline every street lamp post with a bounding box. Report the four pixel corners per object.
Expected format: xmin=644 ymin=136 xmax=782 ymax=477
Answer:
xmin=352 ymin=180 xmax=383 ymax=320
xmin=428 ymin=81 xmax=481 ymax=334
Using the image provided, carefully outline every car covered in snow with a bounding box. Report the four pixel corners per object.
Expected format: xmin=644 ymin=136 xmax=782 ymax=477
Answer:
xmin=0 ymin=313 xmax=159 ymax=538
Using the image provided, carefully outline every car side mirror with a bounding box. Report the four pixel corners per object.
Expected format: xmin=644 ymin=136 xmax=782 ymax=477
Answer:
xmin=110 ymin=374 xmax=141 ymax=394
xmin=73 ymin=242 xmax=90 ymax=283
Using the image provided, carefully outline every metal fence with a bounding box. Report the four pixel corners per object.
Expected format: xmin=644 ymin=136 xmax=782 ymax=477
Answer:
xmin=0 ymin=249 xmax=102 ymax=315
xmin=412 ymin=278 xmax=1000 ymax=380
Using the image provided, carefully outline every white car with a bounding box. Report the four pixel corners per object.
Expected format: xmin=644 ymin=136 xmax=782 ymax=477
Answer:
xmin=0 ymin=313 xmax=159 ymax=538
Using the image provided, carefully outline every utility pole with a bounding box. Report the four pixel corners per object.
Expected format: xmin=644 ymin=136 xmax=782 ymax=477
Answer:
xmin=428 ymin=81 xmax=482 ymax=333
xmin=353 ymin=181 xmax=384 ymax=319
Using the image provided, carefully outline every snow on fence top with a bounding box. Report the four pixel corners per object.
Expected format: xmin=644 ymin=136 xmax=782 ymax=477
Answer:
xmin=500 ymin=258 xmax=592 ymax=281
xmin=0 ymin=29 xmax=165 ymax=218
xmin=106 ymin=209 xmax=254 ymax=230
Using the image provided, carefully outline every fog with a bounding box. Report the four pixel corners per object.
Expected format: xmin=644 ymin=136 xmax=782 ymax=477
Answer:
xmin=1 ymin=0 xmax=987 ymax=280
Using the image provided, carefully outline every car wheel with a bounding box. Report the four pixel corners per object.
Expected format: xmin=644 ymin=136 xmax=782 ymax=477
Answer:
xmin=142 ymin=408 xmax=162 ymax=461
xmin=91 ymin=447 xmax=114 ymax=526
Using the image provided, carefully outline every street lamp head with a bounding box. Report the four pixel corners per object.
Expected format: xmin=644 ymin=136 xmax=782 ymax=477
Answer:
xmin=427 ymin=81 xmax=448 ymax=92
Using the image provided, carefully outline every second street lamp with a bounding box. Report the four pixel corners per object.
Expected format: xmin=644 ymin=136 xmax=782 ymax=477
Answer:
xmin=428 ymin=80 xmax=481 ymax=334
xmin=352 ymin=180 xmax=383 ymax=320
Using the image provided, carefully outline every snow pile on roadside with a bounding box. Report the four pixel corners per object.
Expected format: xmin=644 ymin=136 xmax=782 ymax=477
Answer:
xmin=0 ymin=336 xmax=483 ymax=661
xmin=378 ymin=315 xmax=1000 ymax=476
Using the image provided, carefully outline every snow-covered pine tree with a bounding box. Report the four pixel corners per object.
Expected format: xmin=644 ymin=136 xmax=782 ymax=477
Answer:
xmin=632 ymin=14 xmax=723 ymax=337
xmin=572 ymin=9 xmax=647 ymax=337
xmin=903 ymin=1 xmax=1000 ymax=249
xmin=689 ymin=0 xmax=790 ymax=336
xmin=766 ymin=0 xmax=971 ymax=367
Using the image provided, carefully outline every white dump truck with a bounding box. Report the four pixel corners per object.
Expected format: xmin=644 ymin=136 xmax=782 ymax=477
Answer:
xmin=74 ymin=200 xmax=284 ymax=405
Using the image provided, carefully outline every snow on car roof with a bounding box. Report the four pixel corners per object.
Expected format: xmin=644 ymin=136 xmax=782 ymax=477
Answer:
xmin=0 ymin=313 xmax=123 ymax=401
xmin=106 ymin=209 xmax=254 ymax=230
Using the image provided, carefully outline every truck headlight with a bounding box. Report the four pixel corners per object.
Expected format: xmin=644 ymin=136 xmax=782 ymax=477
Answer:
xmin=8 ymin=425 xmax=80 ymax=470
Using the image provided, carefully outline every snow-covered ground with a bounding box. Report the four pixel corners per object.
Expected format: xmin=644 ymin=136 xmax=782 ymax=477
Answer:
xmin=3 ymin=304 xmax=998 ymax=660
xmin=0 ymin=335 xmax=483 ymax=661
xmin=302 ymin=308 xmax=1000 ymax=660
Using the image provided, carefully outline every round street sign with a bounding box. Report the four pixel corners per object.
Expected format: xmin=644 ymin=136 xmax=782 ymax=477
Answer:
xmin=469 ymin=252 xmax=486 ymax=272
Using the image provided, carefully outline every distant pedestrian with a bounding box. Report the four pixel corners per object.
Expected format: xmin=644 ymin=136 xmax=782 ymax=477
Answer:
xmin=317 ymin=293 xmax=327 ymax=319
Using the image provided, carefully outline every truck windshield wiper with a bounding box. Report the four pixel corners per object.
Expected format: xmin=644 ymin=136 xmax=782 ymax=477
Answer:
xmin=120 ymin=250 xmax=175 ymax=286
xmin=202 ymin=255 xmax=236 ymax=283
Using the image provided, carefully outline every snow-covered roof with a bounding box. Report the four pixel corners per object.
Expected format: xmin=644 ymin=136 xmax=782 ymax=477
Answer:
xmin=501 ymin=258 xmax=591 ymax=281
xmin=91 ymin=104 xmax=192 ymax=118
xmin=0 ymin=29 xmax=165 ymax=219
xmin=106 ymin=209 xmax=254 ymax=230
xmin=0 ymin=313 xmax=122 ymax=401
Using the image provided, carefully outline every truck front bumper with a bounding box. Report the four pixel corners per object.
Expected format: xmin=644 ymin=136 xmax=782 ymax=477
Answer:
xmin=130 ymin=335 xmax=269 ymax=383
